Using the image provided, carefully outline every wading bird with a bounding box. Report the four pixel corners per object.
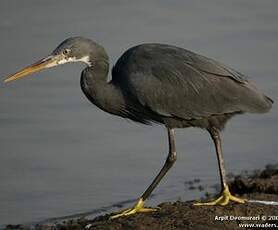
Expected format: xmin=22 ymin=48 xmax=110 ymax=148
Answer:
xmin=4 ymin=37 xmax=273 ymax=218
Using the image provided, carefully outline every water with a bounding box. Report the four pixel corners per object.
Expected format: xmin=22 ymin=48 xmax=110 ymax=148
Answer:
xmin=0 ymin=0 xmax=277 ymax=225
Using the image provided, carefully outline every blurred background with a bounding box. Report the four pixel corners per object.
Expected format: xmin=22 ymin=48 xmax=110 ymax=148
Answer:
xmin=0 ymin=0 xmax=277 ymax=225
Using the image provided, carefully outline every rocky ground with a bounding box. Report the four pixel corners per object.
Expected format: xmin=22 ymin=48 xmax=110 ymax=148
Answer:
xmin=5 ymin=164 xmax=278 ymax=230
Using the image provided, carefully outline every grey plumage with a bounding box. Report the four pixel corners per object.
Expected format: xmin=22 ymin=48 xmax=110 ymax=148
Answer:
xmin=6 ymin=36 xmax=272 ymax=131
xmin=49 ymin=37 xmax=272 ymax=129
xmin=5 ymin=36 xmax=273 ymax=215
xmin=79 ymin=40 xmax=273 ymax=129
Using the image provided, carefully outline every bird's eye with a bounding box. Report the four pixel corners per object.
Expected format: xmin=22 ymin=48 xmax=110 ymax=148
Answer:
xmin=63 ymin=49 xmax=70 ymax=55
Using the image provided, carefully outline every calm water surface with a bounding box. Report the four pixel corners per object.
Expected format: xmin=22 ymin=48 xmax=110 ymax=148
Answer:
xmin=0 ymin=0 xmax=277 ymax=225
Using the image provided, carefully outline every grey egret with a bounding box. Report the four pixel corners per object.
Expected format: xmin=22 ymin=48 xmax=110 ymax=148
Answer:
xmin=4 ymin=37 xmax=273 ymax=218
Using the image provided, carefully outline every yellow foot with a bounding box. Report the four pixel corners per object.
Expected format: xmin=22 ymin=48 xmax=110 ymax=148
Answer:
xmin=110 ymin=198 xmax=157 ymax=219
xmin=194 ymin=184 xmax=246 ymax=206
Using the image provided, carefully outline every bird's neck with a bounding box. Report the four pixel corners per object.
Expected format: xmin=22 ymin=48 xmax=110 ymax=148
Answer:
xmin=80 ymin=59 xmax=125 ymax=116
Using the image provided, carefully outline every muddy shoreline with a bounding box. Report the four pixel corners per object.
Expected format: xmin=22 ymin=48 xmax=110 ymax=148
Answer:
xmin=5 ymin=164 xmax=278 ymax=230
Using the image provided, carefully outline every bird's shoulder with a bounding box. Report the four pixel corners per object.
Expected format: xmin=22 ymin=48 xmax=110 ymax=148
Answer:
xmin=111 ymin=43 xmax=269 ymax=119
xmin=112 ymin=43 xmax=247 ymax=85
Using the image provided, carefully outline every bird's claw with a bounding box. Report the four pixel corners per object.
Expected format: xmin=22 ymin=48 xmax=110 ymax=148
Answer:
xmin=110 ymin=198 xmax=158 ymax=219
xmin=194 ymin=183 xmax=246 ymax=206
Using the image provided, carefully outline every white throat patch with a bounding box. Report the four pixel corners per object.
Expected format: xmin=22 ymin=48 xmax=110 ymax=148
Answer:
xmin=57 ymin=55 xmax=91 ymax=66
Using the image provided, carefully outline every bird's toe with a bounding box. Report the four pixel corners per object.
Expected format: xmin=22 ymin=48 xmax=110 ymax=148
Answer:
xmin=110 ymin=198 xmax=158 ymax=219
xmin=193 ymin=184 xmax=246 ymax=206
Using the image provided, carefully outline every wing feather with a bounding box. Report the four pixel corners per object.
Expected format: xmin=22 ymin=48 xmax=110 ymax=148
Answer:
xmin=112 ymin=44 xmax=272 ymax=120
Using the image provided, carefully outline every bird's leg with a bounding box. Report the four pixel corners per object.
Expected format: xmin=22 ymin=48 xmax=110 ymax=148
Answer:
xmin=110 ymin=128 xmax=177 ymax=219
xmin=194 ymin=127 xmax=246 ymax=206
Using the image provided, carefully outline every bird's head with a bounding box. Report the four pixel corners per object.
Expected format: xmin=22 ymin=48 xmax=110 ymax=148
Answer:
xmin=4 ymin=36 xmax=107 ymax=83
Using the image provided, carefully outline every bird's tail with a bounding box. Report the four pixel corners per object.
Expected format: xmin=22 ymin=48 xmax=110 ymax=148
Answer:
xmin=263 ymin=95 xmax=274 ymax=112
xmin=242 ymin=80 xmax=273 ymax=114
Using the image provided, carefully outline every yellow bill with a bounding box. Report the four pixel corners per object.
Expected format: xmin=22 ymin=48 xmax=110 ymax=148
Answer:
xmin=4 ymin=55 xmax=62 ymax=83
